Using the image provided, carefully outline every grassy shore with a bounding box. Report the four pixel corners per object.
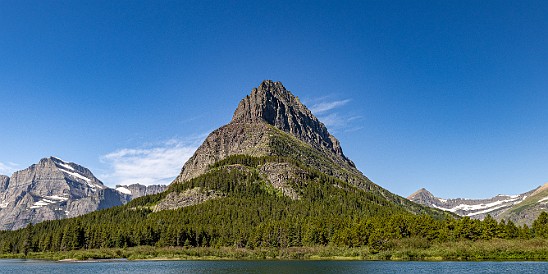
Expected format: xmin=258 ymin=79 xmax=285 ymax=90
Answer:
xmin=2 ymin=239 xmax=548 ymax=261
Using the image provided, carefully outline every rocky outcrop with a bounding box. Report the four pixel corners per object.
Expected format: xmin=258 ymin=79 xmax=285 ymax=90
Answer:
xmin=176 ymin=122 xmax=277 ymax=182
xmin=115 ymin=184 xmax=167 ymax=198
xmin=408 ymin=184 xmax=548 ymax=225
xmin=259 ymin=162 xmax=301 ymax=200
xmin=0 ymin=175 xmax=8 ymax=192
xmin=153 ymin=187 xmax=221 ymax=212
xmin=0 ymin=157 xmax=129 ymax=230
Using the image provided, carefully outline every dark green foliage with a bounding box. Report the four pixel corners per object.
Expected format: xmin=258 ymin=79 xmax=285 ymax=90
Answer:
xmin=1 ymin=155 xmax=547 ymax=256
xmin=533 ymin=212 xmax=548 ymax=238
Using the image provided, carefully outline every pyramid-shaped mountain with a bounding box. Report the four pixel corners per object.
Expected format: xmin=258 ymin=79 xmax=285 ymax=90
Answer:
xmin=166 ymin=80 xmax=441 ymax=215
xmin=178 ymin=80 xmax=355 ymax=183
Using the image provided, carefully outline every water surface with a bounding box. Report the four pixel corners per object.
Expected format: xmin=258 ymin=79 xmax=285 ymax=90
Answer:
xmin=0 ymin=259 xmax=546 ymax=274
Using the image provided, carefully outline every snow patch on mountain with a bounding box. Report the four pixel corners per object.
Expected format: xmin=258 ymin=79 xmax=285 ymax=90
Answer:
xmin=437 ymin=196 xmax=522 ymax=213
xmin=467 ymin=204 xmax=513 ymax=217
xmin=52 ymin=157 xmax=75 ymax=171
xmin=30 ymin=195 xmax=69 ymax=209
xmin=115 ymin=187 xmax=132 ymax=195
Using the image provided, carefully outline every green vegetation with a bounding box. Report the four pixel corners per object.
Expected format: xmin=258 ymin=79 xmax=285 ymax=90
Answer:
xmin=506 ymin=187 xmax=548 ymax=216
xmin=3 ymin=239 xmax=548 ymax=261
xmin=1 ymin=155 xmax=548 ymax=261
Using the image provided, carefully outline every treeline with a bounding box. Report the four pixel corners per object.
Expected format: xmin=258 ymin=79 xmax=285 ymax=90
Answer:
xmin=1 ymin=155 xmax=548 ymax=256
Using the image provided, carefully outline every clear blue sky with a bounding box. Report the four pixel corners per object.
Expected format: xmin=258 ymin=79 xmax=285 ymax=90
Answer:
xmin=1 ymin=0 xmax=547 ymax=198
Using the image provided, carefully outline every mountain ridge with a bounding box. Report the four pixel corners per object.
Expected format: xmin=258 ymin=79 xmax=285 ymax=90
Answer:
xmin=408 ymin=183 xmax=548 ymax=225
xmin=0 ymin=157 xmax=166 ymax=230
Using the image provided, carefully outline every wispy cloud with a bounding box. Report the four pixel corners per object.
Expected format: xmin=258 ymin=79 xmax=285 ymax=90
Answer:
xmin=0 ymin=162 xmax=18 ymax=175
xmin=319 ymin=113 xmax=344 ymax=128
xmin=309 ymin=99 xmax=351 ymax=114
xmin=101 ymin=136 xmax=204 ymax=186
xmin=305 ymin=96 xmax=363 ymax=133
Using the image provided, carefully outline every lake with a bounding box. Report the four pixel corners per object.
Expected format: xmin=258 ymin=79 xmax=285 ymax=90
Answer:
xmin=0 ymin=259 xmax=547 ymax=274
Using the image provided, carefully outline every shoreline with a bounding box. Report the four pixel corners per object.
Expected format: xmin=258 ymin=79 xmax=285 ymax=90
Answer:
xmin=1 ymin=240 xmax=548 ymax=262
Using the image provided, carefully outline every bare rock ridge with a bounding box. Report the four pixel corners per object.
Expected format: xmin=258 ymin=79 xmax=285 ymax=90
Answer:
xmin=0 ymin=157 xmax=167 ymax=230
xmin=408 ymin=184 xmax=548 ymax=225
xmin=115 ymin=184 xmax=167 ymax=198
xmin=232 ymin=80 xmax=350 ymax=163
xmin=177 ymin=80 xmax=357 ymax=183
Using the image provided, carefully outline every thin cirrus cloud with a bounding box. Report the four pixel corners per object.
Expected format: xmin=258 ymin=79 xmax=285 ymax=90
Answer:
xmin=307 ymin=98 xmax=361 ymax=133
xmin=101 ymin=138 xmax=202 ymax=186
xmin=309 ymin=99 xmax=351 ymax=115
xmin=0 ymin=162 xmax=18 ymax=175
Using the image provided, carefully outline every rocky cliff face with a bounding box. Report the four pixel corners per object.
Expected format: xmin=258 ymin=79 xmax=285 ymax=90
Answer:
xmin=408 ymin=184 xmax=548 ymax=225
xmin=0 ymin=157 xmax=130 ymax=230
xmin=232 ymin=80 xmax=350 ymax=163
xmin=115 ymin=184 xmax=167 ymax=198
xmin=177 ymin=80 xmax=357 ymax=184
xmin=0 ymin=175 xmax=8 ymax=192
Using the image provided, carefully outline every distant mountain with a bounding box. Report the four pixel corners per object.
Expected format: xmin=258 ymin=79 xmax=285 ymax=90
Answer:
xmin=408 ymin=184 xmax=548 ymax=225
xmin=0 ymin=157 xmax=166 ymax=230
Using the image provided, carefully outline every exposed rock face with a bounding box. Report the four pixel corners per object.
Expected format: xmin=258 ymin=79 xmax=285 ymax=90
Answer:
xmin=153 ymin=187 xmax=220 ymax=212
xmin=408 ymin=188 xmax=438 ymax=205
xmin=177 ymin=122 xmax=276 ymax=182
xmin=177 ymin=80 xmax=356 ymax=184
xmin=0 ymin=157 xmax=130 ymax=230
xmin=408 ymin=184 xmax=548 ymax=225
xmin=232 ymin=80 xmax=350 ymax=163
xmin=0 ymin=175 xmax=8 ymax=192
xmin=115 ymin=184 xmax=167 ymax=199
xmin=259 ymin=162 xmax=301 ymax=200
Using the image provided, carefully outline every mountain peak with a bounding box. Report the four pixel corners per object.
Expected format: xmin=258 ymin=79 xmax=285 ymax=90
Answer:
xmin=0 ymin=157 xmax=128 ymax=230
xmin=176 ymin=81 xmax=359 ymax=183
xmin=408 ymin=188 xmax=435 ymax=200
xmin=231 ymin=80 xmax=348 ymax=162
xmin=231 ymin=80 xmax=304 ymax=124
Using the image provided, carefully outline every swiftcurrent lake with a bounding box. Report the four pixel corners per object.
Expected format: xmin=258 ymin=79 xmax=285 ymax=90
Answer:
xmin=1 ymin=259 xmax=547 ymax=274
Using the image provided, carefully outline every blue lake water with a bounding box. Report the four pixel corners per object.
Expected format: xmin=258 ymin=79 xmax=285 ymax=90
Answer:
xmin=0 ymin=259 xmax=547 ymax=274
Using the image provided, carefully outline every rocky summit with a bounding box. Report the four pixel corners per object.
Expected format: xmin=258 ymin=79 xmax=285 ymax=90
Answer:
xmin=178 ymin=80 xmax=358 ymax=183
xmin=0 ymin=157 xmax=167 ymax=230
xmin=232 ymin=80 xmax=350 ymax=163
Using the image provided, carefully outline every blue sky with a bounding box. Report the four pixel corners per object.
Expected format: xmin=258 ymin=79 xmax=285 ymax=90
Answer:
xmin=1 ymin=0 xmax=547 ymax=198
